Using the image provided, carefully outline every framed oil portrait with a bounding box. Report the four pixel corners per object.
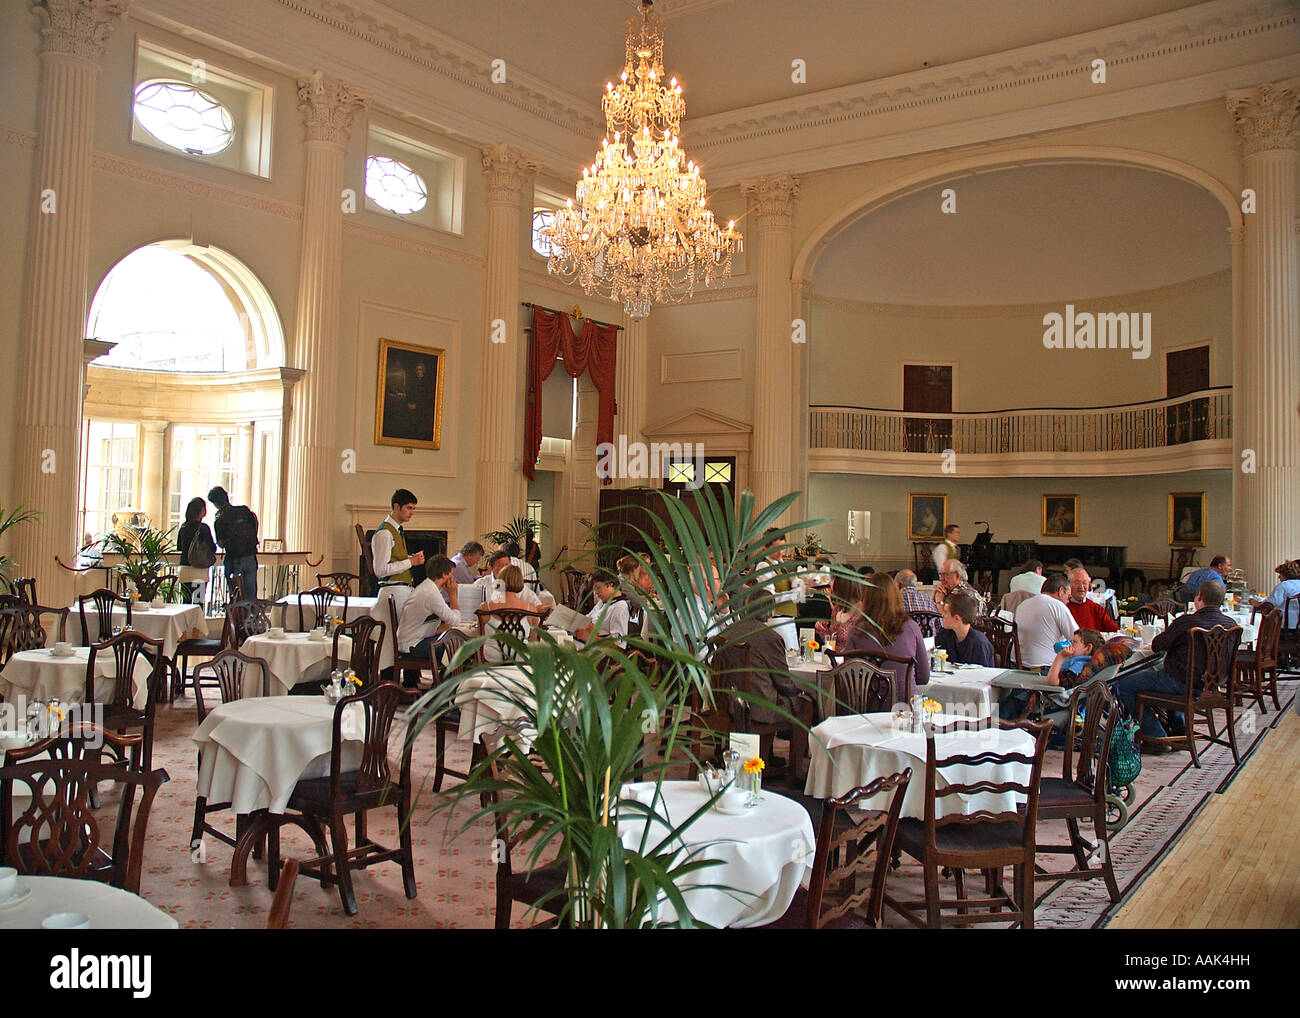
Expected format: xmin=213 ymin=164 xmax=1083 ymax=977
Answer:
xmin=375 ymin=338 xmax=445 ymax=449
xmin=1169 ymin=492 xmax=1206 ymax=547
xmin=908 ymin=493 xmax=947 ymax=541
xmin=1042 ymin=494 xmax=1079 ymax=537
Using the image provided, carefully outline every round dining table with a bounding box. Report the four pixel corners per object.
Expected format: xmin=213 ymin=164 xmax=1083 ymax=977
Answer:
xmin=240 ymin=631 xmax=351 ymax=695
xmin=0 ymin=875 xmax=177 ymax=930
xmin=617 ymin=781 xmax=814 ymax=929
xmin=70 ymin=602 xmax=207 ymax=658
xmin=804 ymin=712 xmax=1035 ymax=819
xmin=0 ymin=646 xmax=152 ymax=710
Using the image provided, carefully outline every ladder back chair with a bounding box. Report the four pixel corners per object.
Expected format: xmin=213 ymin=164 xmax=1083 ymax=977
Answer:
xmin=77 ymin=588 xmax=132 ymax=644
xmin=1135 ymin=625 xmax=1243 ymax=767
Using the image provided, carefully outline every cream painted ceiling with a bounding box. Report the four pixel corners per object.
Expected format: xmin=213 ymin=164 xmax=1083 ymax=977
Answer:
xmin=812 ymin=163 xmax=1231 ymax=305
xmin=375 ymin=0 xmax=1208 ymax=119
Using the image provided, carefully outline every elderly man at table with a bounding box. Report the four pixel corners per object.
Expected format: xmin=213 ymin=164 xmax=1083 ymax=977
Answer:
xmin=1182 ymin=555 xmax=1231 ymax=603
xmin=397 ymin=553 xmax=460 ymax=684
xmin=933 ymin=559 xmax=983 ymax=613
xmin=1115 ymin=581 xmax=1236 ymax=747
xmin=713 ymin=587 xmax=816 ymax=770
xmin=1066 ymin=568 xmax=1119 ymax=632
xmin=896 ymin=570 xmax=933 ymax=615
xmin=935 ymin=590 xmax=995 ymax=666
xmin=1014 ymin=574 xmax=1077 ymax=668
xmin=450 ymin=541 xmax=485 ymax=585
xmin=1009 ymin=559 xmax=1046 ymax=595
xmin=574 ymin=570 xmax=630 ymax=645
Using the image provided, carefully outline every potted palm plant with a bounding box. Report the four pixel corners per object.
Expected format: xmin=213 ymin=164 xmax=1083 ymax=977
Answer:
xmin=0 ymin=503 xmax=39 ymax=593
xmin=105 ymin=525 xmax=180 ymax=603
xmin=412 ymin=486 xmax=863 ymax=927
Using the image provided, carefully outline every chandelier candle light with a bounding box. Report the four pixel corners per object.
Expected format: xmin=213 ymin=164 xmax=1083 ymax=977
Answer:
xmin=543 ymin=0 xmax=742 ymax=320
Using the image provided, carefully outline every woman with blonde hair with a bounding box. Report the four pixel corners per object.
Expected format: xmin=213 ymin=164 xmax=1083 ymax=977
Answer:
xmin=843 ymin=571 xmax=930 ymax=698
xmin=481 ymin=564 xmax=545 ymax=662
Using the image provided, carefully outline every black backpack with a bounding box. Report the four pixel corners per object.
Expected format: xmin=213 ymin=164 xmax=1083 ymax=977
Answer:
xmin=187 ymin=526 xmax=216 ymax=569
xmin=222 ymin=507 xmax=259 ymax=558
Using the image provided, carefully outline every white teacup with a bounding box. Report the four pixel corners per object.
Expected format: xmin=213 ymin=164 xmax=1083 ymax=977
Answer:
xmin=309 ymin=627 xmax=327 ymax=641
xmin=150 ymin=598 xmax=165 ymax=609
xmin=1120 ymin=616 xmax=1134 ymax=629
xmin=42 ymin=912 xmax=90 ymax=930
xmin=267 ymin=627 xmax=285 ymax=638
xmin=52 ymin=641 xmax=72 ymax=656
xmin=719 ymin=787 xmax=748 ymax=812
xmin=0 ymin=866 xmax=17 ymax=900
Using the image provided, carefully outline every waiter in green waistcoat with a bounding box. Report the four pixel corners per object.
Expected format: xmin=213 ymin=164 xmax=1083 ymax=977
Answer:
xmin=370 ymin=489 xmax=425 ymax=671
xmin=758 ymin=529 xmax=800 ymax=653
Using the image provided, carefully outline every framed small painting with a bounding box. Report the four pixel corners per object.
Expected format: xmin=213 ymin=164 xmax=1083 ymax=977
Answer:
xmin=908 ymin=493 xmax=947 ymax=541
xmin=375 ymin=338 xmax=445 ymax=449
xmin=1042 ymin=494 xmax=1079 ymax=537
xmin=1169 ymin=492 xmax=1206 ymax=547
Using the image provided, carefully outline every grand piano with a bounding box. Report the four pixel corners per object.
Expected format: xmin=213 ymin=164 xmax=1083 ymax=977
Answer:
xmin=960 ymin=535 xmax=1126 ymax=594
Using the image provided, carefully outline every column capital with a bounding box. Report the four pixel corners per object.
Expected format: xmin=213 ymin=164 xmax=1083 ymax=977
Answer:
xmin=482 ymin=143 xmax=540 ymax=205
xmin=1227 ymin=80 xmax=1300 ymax=157
xmin=741 ymin=173 xmax=800 ymax=229
xmin=296 ymin=72 xmax=369 ymax=145
xmin=36 ymin=0 xmax=129 ymax=62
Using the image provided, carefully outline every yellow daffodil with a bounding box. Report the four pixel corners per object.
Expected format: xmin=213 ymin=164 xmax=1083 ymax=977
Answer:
xmin=346 ymin=672 xmax=361 ymax=687
xmin=922 ymin=698 xmax=942 ymax=714
xmin=743 ymin=757 xmax=764 ymax=775
xmin=806 ymin=640 xmax=819 ymax=652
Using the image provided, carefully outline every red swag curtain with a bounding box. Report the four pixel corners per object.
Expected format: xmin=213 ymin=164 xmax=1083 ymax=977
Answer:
xmin=524 ymin=306 xmax=618 ymax=482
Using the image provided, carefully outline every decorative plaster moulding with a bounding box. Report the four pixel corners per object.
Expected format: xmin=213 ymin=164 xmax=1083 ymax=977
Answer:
xmin=808 ymin=443 xmax=1234 ymax=479
xmin=344 ymin=223 xmax=484 ymax=268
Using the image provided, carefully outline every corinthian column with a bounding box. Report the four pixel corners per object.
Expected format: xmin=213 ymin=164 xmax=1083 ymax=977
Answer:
xmin=11 ymin=0 xmax=128 ymax=607
xmin=473 ymin=144 xmax=538 ymax=541
xmin=1227 ymin=81 xmax=1300 ymax=586
xmin=612 ymin=311 xmax=648 ymax=489
xmin=283 ymin=73 xmax=368 ymax=567
xmin=741 ymin=173 xmax=800 ymax=515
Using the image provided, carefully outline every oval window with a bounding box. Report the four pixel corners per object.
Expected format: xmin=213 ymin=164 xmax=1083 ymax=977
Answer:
xmin=132 ymin=79 xmax=235 ymax=156
xmin=365 ymin=155 xmax=429 ymax=215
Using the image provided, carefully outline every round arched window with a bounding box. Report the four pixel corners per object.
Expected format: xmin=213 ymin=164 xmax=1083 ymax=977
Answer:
xmin=132 ymin=80 xmax=235 ymax=155
xmin=365 ymin=155 xmax=429 ymax=215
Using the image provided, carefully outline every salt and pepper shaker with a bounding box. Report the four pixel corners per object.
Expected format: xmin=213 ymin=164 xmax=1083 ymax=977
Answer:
xmin=909 ymin=693 xmax=925 ymax=734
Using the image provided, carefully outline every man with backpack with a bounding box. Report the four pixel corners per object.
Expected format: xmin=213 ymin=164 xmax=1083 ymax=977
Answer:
xmin=209 ymin=486 xmax=260 ymax=600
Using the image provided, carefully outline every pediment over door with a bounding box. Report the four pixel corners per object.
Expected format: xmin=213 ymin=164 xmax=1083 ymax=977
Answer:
xmin=643 ymin=407 xmax=752 ymax=493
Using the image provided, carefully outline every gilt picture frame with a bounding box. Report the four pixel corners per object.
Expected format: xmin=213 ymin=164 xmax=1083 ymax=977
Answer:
xmin=908 ymin=493 xmax=947 ymax=541
xmin=1168 ymin=492 xmax=1206 ymax=547
xmin=375 ymin=338 xmax=446 ymax=450
xmin=1042 ymin=494 xmax=1079 ymax=537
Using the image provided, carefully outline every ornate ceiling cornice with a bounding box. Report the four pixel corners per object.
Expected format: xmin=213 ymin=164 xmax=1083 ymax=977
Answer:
xmin=811 ymin=268 xmax=1233 ymax=319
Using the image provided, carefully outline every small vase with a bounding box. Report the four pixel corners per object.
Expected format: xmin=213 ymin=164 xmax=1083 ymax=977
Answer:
xmin=746 ymin=771 xmax=762 ymax=806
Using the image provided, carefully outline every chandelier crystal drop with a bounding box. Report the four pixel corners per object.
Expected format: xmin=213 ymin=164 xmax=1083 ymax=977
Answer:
xmin=542 ymin=0 xmax=742 ymax=320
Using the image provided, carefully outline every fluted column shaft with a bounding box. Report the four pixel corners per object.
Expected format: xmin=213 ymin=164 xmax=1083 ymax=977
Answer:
xmin=742 ymin=174 xmax=800 ymax=514
xmin=12 ymin=1 xmax=127 ymax=607
xmin=1228 ymin=82 xmax=1300 ymax=586
xmin=284 ymin=75 xmax=367 ymax=566
xmin=236 ymin=423 xmax=255 ymax=506
xmin=474 ymin=145 xmax=538 ymax=541
xmin=139 ymin=422 xmax=168 ymax=526
xmin=612 ymin=313 xmax=648 ymax=489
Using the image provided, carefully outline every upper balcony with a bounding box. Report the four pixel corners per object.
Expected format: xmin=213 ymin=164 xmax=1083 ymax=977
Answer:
xmin=808 ymin=387 xmax=1231 ymax=477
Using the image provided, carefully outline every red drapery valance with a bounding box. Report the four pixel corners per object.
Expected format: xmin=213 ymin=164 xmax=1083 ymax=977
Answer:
xmin=524 ymin=306 xmax=619 ymax=482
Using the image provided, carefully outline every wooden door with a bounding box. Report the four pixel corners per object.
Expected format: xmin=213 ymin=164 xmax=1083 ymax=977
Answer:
xmin=903 ymin=365 xmax=952 ymax=453
xmin=1166 ymin=346 xmax=1209 ymax=444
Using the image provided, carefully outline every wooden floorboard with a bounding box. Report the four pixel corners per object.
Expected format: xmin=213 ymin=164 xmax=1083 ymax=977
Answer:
xmin=1111 ymin=711 xmax=1300 ymax=928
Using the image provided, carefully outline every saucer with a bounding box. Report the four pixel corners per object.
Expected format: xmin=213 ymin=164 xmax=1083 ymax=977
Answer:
xmin=0 ymin=884 xmax=32 ymax=911
xmin=714 ymin=801 xmax=756 ymax=816
xmin=48 ymin=648 xmax=76 ymax=658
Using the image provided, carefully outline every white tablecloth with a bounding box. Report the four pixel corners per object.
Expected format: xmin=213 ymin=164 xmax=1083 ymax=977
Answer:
xmin=240 ymin=632 xmax=351 ymax=695
xmin=804 ymin=712 xmax=1033 ymax=819
xmin=0 ymin=647 xmax=152 ymax=710
xmin=618 ymin=781 xmax=814 ymax=928
xmin=0 ymin=875 xmax=177 ymax=930
xmin=454 ymin=665 xmax=533 ymax=742
xmin=70 ymin=603 xmax=206 ymax=658
xmin=922 ymin=665 xmax=1001 ymax=718
xmin=193 ymin=696 xmax=363 ymax=815
xmin=791 ymin=637 xmax=936 ymax=717
xmin=274 ymin=595 xmax=380 ymax=632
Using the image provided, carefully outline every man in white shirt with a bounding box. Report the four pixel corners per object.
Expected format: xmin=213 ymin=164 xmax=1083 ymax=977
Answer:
xmin=932 ymin=524 xmax=961 ymax=574
xmin=450 ymin=541 xmax=485 ymax=585
xmin=1009 ymin=559 xmax=1045 ymax=595
xmin=1013 ymin=573 xmax=1077 ymax=668
xmin=575 ymin=570 xmax=629 ymax=644
xmin=398 ymin=554 xmax=461 ymax=678
xmin=501 ymin=541 xmax=538 ymax=583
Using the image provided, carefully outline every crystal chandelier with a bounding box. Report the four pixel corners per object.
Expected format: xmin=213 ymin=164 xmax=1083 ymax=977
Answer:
xmin=542 ymin=0 xmax=742 ymax=320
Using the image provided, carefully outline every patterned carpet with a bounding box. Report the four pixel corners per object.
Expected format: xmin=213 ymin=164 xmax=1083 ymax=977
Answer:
xmin=119 ymin=674 xmax=1296 ymax=929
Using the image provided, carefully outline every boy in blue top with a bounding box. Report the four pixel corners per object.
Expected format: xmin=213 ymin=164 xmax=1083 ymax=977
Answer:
xmin=935 ymin=590 xmax=995 ymax=666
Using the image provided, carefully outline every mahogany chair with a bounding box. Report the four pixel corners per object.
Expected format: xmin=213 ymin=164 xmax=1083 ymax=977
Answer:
xmin=173 ymin=615 xmax=232 ymax=701
xmin=481 ymin=731 xmax=567 ymax=929
xmin=387 ymin=597 xmax=439 ymax=687
xmin=271 ymin=682 xmax=418 ymax=916
xmin=1278 ymin=592 xmax=1300 ymax=671
xmin=8 ymin=604 xmax=68 ymax=653
xmin=331 ymin=615 xmax=385 ymax=688
xmin=297 ymin=585 xmax=349 ymax=631
xmin=0 ymin=608 xmax=21 ymax=667
xmin=1134 ymin=599 xmax=1180 ymax=626
xmin=10 ymin=577 xmax=37 ymax=604
xmin=228 ymin=598 xmax=274 ymax=644
xmin=828 ymin=648 xmax=918 ymax=701
xmin=1136 ymin=625 xmax=1243 ymax=767
xmin=317 ymin=572 xmax=360 ymax=596
xmin=1147 ymin=547 xmax=1197 ymax=598
xmin=190 ymin=649 xmax=270 ymax=854
xmin=972 ymin=614 xmax=1022 ymax=669
xmin=476 ymin=604 xmax=549 ymax=664
xmin=86 ymin=630 xmax=166 ymax=771
xmin=354 ymin=524 xmax=377 ymax=595
xmin=561 ymin=568 xmax=593 ymax=612
xmin=1235 ymin=606 xmax=1281 ymax=714
xmin=432 ymin=628 xmax=475 ymax=793
xmin=0 ymin=727 xmax=168 ymax=894
xmin=706 ymin=636 xmax=812 ymax=781
xmin=77 ymin=588 xmax=132 ymax=644
xmin=885 ymin=717 xmax=1051 ymax=929
xmin=908 ymin=610 xmax=943 ymax=639
xmin=266 ymin=858 xmax=299 ymax=929
xmin=828 ymin=656 xmax=896 ymax=715
xmin=1035 ymin=679 xmax=1123 ymax=903
xmin=759 ymin=769 xmax=912 ymax=929
xmin=913 ymin=542 xmax=939 ymax=583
